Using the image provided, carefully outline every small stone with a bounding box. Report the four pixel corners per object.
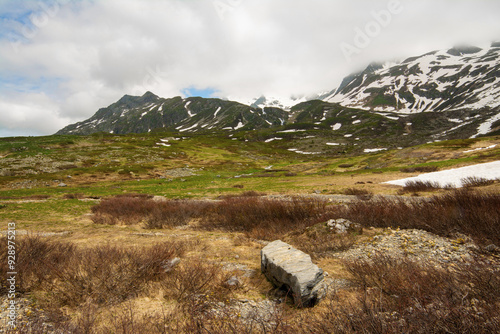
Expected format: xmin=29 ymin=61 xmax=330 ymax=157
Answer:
xmin=226 ymin=276 xmax=240 ymax=287
xmin=163 ymin=257 xmax=181 ymax=272
xmin=484 ymin=244 xmax=500 ymax=253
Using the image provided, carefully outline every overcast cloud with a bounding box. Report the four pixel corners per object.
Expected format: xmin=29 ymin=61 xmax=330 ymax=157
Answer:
xmin=0 ymin=0 xmax=499 ymax=136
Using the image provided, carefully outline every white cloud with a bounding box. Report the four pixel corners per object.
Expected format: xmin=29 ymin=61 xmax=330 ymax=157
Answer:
xmin=0 ymin=0 xmax=500 ymax=136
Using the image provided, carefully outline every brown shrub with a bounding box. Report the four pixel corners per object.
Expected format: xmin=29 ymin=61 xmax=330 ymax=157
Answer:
xmin=0 ymin=235 xmax=76 ymax=295
xmin=333 ymin=190 xmax=500 ymax=246
xmin=200 ymin=196 xmax=329 ymax=240
xmin=343 ymin=187 xmax=374 ymax=200
xmin=0 ymin=236 xmax=182 ymax=308
xmin=332 ymin=255 xmax=500 ymax=333
xmin=461 ymin=176 xmax=495 ymax=188
xmin=400 ymin=165 xmax=439 ymax=173
xmin=48 ymin=241 xmax=181 ymax=307
xmin=91 ymin=196 xmax=211 ymax=228
xmin=402 ymin=180 xmax=443 ymax=193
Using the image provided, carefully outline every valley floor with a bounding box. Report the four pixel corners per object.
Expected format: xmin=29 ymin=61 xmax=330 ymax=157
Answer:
xmin=0 ymin=134 xmax=499 ymax=333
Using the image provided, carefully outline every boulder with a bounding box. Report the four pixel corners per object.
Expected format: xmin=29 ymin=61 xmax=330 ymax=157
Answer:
xmin=261 ymin=240 xmax=325 ymax=307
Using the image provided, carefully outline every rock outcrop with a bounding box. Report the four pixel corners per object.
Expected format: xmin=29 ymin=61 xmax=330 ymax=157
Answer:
xmin=261 ymin=240 xmax=325 ymax=307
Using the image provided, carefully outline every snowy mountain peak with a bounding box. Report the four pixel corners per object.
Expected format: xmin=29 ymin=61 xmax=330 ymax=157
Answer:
xmin=325 ymin=44 xmax=500 ymax=113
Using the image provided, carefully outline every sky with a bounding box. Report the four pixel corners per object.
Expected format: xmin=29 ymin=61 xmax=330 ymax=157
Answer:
xmin=0 ymin=0 xmax=499 ymax=137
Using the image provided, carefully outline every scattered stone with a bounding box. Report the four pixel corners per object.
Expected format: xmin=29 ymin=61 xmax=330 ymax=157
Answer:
xmin=163 ymin=167 xmax=198 ymax=178
xmin=326 ymin=218 xmax=362 ymax=234
xmin=163 ymin=257 xmax=181 ymax=272
xmin=222 ymin=262 xmax=256 ymax=278
xmin=335 ymin=228 xmax=479 ymax=265
xmin=57 ymin=183 xmax=67 ymax=187
xmin=261 ymin=240 xmax=325 ymax=307
xmin=484 ymin=244 xmax=500 ymax=253
xmin=225 ymin=276 xmax=240 ymax=287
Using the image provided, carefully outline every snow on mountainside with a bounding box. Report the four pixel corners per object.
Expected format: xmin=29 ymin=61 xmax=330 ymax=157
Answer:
xmin=247 ymin=91 xmax=334 ymax=111
xmin=325 ymin=44 xmax=500 ymax=113
xmin=56 ymin=92 xmax=289 ymax=135
xmin=56 ymin=44 xmax=500 ymax=140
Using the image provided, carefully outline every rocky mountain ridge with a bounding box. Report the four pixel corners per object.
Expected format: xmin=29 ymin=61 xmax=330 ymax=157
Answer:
xmin=57 ymin=44 xmax=500 ymax=141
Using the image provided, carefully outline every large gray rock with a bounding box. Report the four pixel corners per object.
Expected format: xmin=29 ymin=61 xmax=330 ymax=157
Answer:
xmin=261 ymin=240 xmax=325 ymax=307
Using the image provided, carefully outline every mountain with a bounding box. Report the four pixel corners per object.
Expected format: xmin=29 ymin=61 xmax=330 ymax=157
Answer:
xmin=247 ymin=91 xmax=334 ymax=111
xmin=324 ymin=44 xmax=500 ymax=113
xmin=57 ymin=44 xmax=500 ymax=146
xmin=56 ymin=92 xmax=289 ymax=135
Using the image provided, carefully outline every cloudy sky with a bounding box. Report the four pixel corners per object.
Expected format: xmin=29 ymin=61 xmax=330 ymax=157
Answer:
xmin=0 ymin=0 xmax=499 ymax=137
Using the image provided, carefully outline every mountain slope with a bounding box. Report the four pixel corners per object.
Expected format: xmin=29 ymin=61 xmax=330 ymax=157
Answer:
xmin=56 ymin=92 xmax=289 ymax=135
xmin=56 ymin=44 xmax=500 ymax=144
xmin=325 ymin=44 xmax=500 ymax=113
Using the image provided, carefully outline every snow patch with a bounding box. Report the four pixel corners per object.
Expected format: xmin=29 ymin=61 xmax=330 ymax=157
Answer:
xmin=178 ymin=123 xmax=199 ymax=132
xmin=332 ymin=123 xmax=342 ymax=130
xmin=184 ymin=101 xmax=194 ymax=117
xmin=277 ymin=129 xmax=306 ymax=133
xmin=384 ymin=161 xmax=500 ymax=188
xmin=364 ymin=148 xmax=387 ymax=153
xmin=471 ymin=112 xmax=500 ymax=138
xmin=214 ymin=106 xmax=221 ymax=117
xmin=463 ymin=144 xmax=497 ymax=153
xmin=288 ymin=149 xmax=321 ymax=155
xmin=234 ymin=121 xmax=245 ymax=130
xmin=265 ymin=137 xmax=283 ymax=143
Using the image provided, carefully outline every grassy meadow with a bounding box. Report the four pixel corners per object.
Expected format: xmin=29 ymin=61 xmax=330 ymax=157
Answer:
xmin=1 ymin=132 xmax=499 ymax=333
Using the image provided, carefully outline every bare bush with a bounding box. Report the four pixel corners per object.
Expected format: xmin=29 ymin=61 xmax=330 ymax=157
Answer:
xmin=461 ymin=176 xmax=495 ymax=188
xmin=200 ymin=196 xmax=329 ymax=240
xmin=333 ymin=190 xmax=500 ymax=246
xmin=400 ymin=165 xmax=439 ymax=173
xmin=402 ymin=180 xmax=442 ymax=192
xmin=91 ymin=196 xmax=211 ymax=228
xmin=343 ymin=187 xmax=374 ymax=200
